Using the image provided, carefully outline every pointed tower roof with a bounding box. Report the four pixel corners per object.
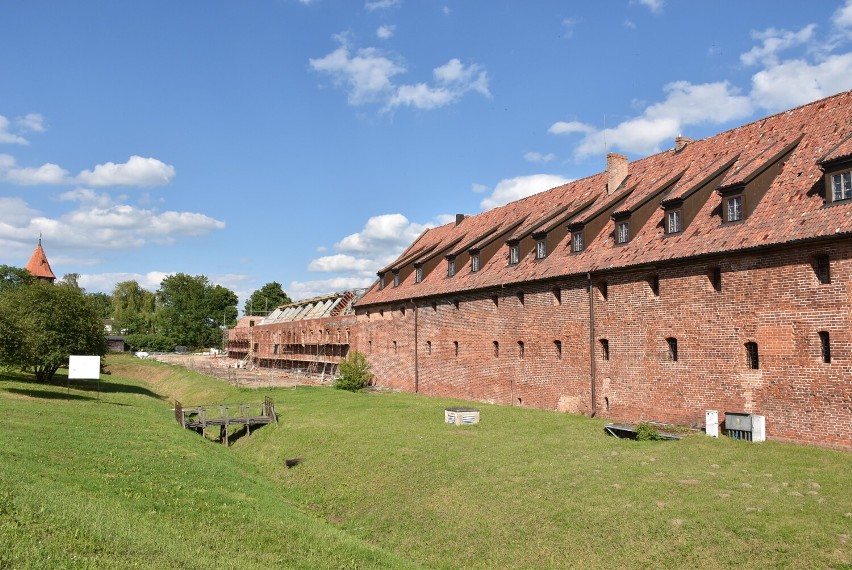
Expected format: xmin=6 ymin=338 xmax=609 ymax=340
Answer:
xmin=25 ymin=239 xmax=56 ymax=282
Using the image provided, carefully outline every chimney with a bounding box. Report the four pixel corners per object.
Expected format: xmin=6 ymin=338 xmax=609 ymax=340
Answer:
xmin=455 ymin=213 xmax=465 ymax=226
xmin=606 ymin=153 xmax=628 ymax=195
xmin=675 ymin=136 xmax=693 ymax=152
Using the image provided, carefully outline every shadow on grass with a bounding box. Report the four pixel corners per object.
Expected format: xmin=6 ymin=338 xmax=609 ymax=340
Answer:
xmin=62 ymin=378 xmax=166 ymax=401
xmin=4 ymin=387 xmax=95 ymax=401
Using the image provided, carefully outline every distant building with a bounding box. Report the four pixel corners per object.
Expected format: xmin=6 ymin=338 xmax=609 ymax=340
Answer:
xmin=24 ymin=239 xmax=56 ymax=283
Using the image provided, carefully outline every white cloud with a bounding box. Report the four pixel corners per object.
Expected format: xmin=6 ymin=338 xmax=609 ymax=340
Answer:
xmin=15 ymin=113 xmax=45 ymax=133
xmin=548 ymin=121 xmax=594 ymax=135
xmin=0 ymin=197 xmax=225 ymax=254
xmin=479 ymin=174 xmax=571 ymax=211
xmin=57 ymin=188 xmax=115 ymax=208
xmin=570 ymin=81 xmax=753 ymax=158
xmin=365 ymin=0 xmax=399 ymax=10
xmin=308 ymin=254 xmax=379 ymax=274
xmin=78 ymin=271 xmax=172 ymax=294
xmin=77 ymin=156 xmax=175 ymax=187
xmin=836 ymin=0 xmax=852 ymax=30
xmin=311 ymin=37 xmax=489 ymax=111
xmin=335 ymin=213 xmax=432 ymax=254
xmin=634 ymin=0 xmax=663 ymax=14
xmin=288 ymin=276 xmax=377 ymax=301
xmin=471 ymin=183 xmax=488 ymax=193
xmin=0 ymin=116 xmax=31 ymax=145
xmin=750 ymin=53 xmax=852 ymax=110
xmin=524 ymin=151 xmax=555 ymax=163
xmin=562 ymin=18 xmax=577 ymax=39
xmin=376 ymin=25 xmax=395 ymax=39
xmin=2 ymin=159 xmax=70 ymax=185
xmin=740 ymin=25 xmax=816 ymax=66
xmin=309 ymin=42 xmax=405 ymax=105
xmin=441 ymin=6 xmax=451 ymax=15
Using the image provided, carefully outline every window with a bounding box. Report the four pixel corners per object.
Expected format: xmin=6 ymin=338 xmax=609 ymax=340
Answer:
xmin=426 ymin=340 xmax=432 ymax=355
xmin=379 ymin=273 xmax=385 ymax=290
xmin=393 ymin=340 xmax=398 ymax=355
xmin=666 ymin=210 xmax=682 ymax=234
xmin=554 ymin=340 xmax=562 ymax=359
xmin=447 ymin=257 xmax=456 ymax=277
xmin=666 ymin=337 xmax=678 ymax=362
xmin=600 ymin=339 xmax=610 ymax=361
xmin=832 ymin=171 xmax=852 ymax=202
xmin=431 ymin=302 xmax=437 ymax=313
xmin=726 ymin=195 xmax=743 ymax=222
xmin=819 ymin=331 xmax=831 ymax=363
xmin=509 ymin=242 xmax=520 ymax=265
xmin=553 ymin=287 xmax=561 ymax=305
xmin=710 ymin=267 xmax=722 ymax=292
xmin=454 ymin=341 xmax=459 ymax=357
xmin=273 ymin=344 xmax=279 ymax=355
xmin=616 ymin=221 xmax=629 ymax=244
xmin=599 ymin=281 xmax=608 ymax=300
xmin=453 ymin=299 xmax=460 ymax=310
xmin=517 ymin=291 xmax=524 ymax=306
xmin=400 ymin=306 xmax=406 ymax=317
xmin=471 ymin=253 xmax=480 ymax=272
xmin=393 ymin=270 xmax=400 ymax=287
xmin=535 ymin=239 xmax=547 ymax=259
xmin=415 ymin=265 xmax=423 ymax=283
xmin=518 ymin=341 xmax=525 ymax=358
xmin=815 ymin=254 xmax=831 ymax=284
xmin=649 ymin=275 xmax=660 ymax=296
xmin=492 ymin=295 xmax=499 ymax=307
xmin=368 ymin=340 xmax=372 ymax=353
xmin=745 ymin=342 xmax=759 ymax=370
xmin=493 ymin=341 xmax=500 ymax=357
xmin=572 ymin=230 xmax=584 ymax=252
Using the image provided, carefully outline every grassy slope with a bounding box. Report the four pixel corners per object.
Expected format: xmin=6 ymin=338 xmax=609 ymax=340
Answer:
xmin=4 ymin=355 xmax=851 ymax=569
xmin=0 ymin=363 xmax=416 ymax=569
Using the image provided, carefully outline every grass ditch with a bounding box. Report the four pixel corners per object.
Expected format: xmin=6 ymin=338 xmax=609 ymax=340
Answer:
xmin=2 ymin=354 xmax=850 ymax=569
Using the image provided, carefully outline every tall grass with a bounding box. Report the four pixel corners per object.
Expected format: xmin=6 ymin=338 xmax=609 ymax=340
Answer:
xmin=2 ymin=355 xmax=850 ymax=569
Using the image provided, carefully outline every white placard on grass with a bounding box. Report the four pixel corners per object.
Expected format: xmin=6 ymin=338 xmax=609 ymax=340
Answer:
xmin=68 ymin=355 xmax=101 ymax=379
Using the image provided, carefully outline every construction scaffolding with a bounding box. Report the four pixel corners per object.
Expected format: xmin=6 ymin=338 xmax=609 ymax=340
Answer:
xmin=224 ymin=290 xmax=363 ymax=381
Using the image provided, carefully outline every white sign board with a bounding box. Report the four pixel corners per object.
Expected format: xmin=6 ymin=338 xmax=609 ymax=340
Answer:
xmin=68 ymin=355 xmax=101 ymax=380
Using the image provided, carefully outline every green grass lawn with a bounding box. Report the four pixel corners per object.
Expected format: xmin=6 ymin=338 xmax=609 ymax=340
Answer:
xmin=2 ymin=354 xmax=850 ymax=569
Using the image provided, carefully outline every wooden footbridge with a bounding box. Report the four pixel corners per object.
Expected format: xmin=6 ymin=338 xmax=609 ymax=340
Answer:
xmin=174 ymin=397 xmax=277 ymax=445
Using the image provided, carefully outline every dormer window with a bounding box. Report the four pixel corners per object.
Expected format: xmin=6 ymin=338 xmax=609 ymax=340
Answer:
xmin=832 ymin=171 xmax=851 ymax=202
xmin=725 ymin=195 xmax=743 ymax=222
xmin=471 ymin=251 xmax=480 ymax=273
xmin=571 ymin=230 xmax=584 ymax=253
xmin=414 ymin=265 xmax=423 ymax=283
xmin=535 ymin=238 xmax=547 ymax=259
xmin=378 ymin=273 xmax=386 ymax=290
xmin=666 ymin=210 xmax=682 ymax=234
xmin=447 ymin=256 xmax=456 ymax=277
xmin=616 ymin=221 xmax=629 ymax=244
xmin=508 ymin=241 xmax=520 ymax=265
xmin=393 ymin=270 xmax=400 ymax=287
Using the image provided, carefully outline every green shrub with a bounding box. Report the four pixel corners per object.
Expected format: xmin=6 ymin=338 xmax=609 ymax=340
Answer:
xmin=635 ymin=422 xmax=663 ymax=441
xmin=335 ymin=351 xmax=372 ymax=392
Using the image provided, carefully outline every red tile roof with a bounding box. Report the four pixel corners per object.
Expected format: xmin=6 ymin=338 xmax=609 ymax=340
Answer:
xmin=359 ymin=90 xmax=852 ymax=307
xmin=24 ymin=240 xmax=56 ymax=281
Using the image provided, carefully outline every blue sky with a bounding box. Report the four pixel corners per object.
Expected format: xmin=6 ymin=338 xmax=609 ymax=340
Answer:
xmin=2 ymin=0 xmax=852 ymax=307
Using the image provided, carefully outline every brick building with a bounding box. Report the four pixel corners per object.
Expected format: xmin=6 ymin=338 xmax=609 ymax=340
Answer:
xmin=227 ymin=291 xmax=361 ymax=380
xmin=353 ymin=91 xmax=852 ymax=449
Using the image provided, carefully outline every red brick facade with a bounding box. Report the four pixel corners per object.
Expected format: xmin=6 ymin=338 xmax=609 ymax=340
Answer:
xmin=354 ymin=92 xmax=852 ymax=449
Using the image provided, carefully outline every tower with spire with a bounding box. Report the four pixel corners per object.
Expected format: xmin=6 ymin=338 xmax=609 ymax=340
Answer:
xmin=24 ymin=237 xmax=56 ymax=284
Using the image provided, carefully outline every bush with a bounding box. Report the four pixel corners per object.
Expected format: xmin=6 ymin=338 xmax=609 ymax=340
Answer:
xmin=635 ymin=422 xmax=663 ymax=441
xmin=335 ymin=351 xmax=372 ymax=392
xmin=125 ymin=333 xmax=176 ymax=353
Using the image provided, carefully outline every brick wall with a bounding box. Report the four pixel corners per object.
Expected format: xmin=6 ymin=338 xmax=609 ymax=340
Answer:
xmin=355 ymin=241 xmax=852 ymax=449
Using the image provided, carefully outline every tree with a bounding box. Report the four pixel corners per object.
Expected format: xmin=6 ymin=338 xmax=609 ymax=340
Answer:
xmin=0 ymin=265 xmax=34 ymax=295
xmin=57 ymin=273 xmax=83 ymax=291
xmin=334 ymin=351 xmax=373 ymax=392
xmin=111 ymin=280 xmax=157 ymax=335
xmin=156 ymin=274 xmax=238 ymax=349
xmin=0 ymin=282 xmax=106 ymax=382
xmin=86 ymin=292 xmax=113 ymax=319
xmin=244 ymin=281 xmax=292 ymax=315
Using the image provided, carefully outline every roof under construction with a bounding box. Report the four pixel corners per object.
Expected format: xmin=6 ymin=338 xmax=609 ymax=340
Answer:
xmin=259 ymin=290 xmax=365 ymax=325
